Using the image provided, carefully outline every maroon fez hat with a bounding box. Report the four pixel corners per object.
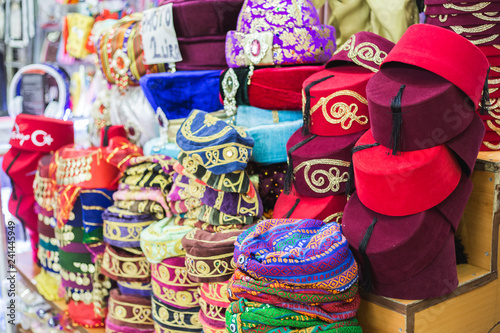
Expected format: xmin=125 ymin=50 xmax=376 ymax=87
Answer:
xmin=284 ymin=129 xmax=364 ymax=197
xmin=367 ymin=63 xmax=485 ymax=175
xmin=342 ymin=172 xmax=472 ymax=299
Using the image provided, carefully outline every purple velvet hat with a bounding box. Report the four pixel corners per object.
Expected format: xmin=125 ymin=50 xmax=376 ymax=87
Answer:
xmin=367 ymin=63 xmax=485 ymax=175
xmin=342 ymin=173 xmax=472 ymax=299
xmin=426 ymin=12 xmax=500 ymax=27
xmin=424 ymin=2 xmax=500 ymax=15
xmin=225 ymin=0 xmax=336 ymax=68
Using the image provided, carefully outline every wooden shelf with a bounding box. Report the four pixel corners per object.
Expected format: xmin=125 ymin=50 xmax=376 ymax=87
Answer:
xmin=14 ymin=251 xmax=105 ymax=333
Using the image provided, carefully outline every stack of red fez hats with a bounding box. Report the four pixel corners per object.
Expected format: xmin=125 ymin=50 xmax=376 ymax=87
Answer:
xmin=342 ymin=24 xmax=489 ymax=300
xmin=273 ymin=31 xmax=395 ymax=222
xmin=425 ymin=0 xmax=500 ymax=150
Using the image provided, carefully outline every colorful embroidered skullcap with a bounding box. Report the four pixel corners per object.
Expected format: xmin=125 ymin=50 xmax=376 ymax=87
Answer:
xmin=140 ymin=217 xmax=193 ymax=263
xmin=176 ymin=110 xmax=254 ymax=175
xmin=235 ymin=219 xmax=358 ymax=293
xmin=175 ymin=216 xmax=250 ymax=233
xmin=101 ymin=244 xmax=151 ymax=283
xmin=177 ymin=153 xmax=252 ymax=193
xmin=79 ymin=189 xmax=114 ymax=240
xmin=199 ymin=282 xmax=230 ymax=333
xmin=114 ymin=199 xmax=168 ymax=220
xmin=117 ymin=281 xmax=152 ymax=298
xmin=225 ymin=0 xmax=336 ymax=68
xmin=151 ymin=256 xmax=200 ymax=310
xmin=226 ymin=299 xmax=363 ymax=333
xmin=106 ymin=289 xmax=155 ymax=332
xmin=193 ymin=205 xmax=255 ymax=226
xmin=152 ymin=295 xmax=202 ymax=333
xmin=112 ymin=188 xmax=171 ymax=218
xmin=120 ymin=155 xmax=176 ymax=195
xmin=182 ymin=227 xmax=250 ymax=283
xmin=103 ymin=207 xmax=156 ymax=248
xmin=169 ymin=197 xmax=204 ymax=215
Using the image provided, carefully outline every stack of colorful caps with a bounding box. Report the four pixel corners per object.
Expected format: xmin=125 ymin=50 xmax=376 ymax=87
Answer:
xmin=140 ymin=71 xmax=225 ymax=158
xmin=342 ymin=24 xmax=489 ymax=299
xmin=34 ymin=155 xmax=62 ymax=301
xmin=220 ymin=0 xmax=336 ymax=172
xmin=272 ymin=31 xmax=394 ymax=222
xmin=2 ymin=114 xmax=74 ymax=260
xmin=424 ymin=0 xmax=500 ymax=150
xmin=157 ymin=0 xmax=243 ymax=71
xmin=227 ymin=218 xmax=362 ymax=332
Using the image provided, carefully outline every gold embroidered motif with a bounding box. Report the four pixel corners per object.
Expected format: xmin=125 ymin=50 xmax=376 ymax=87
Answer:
xmin=472 ymin=12 xmax=500 ymax=21
xmin=323 ymin=212 xmax=344 ymax=224
xmin=293 ymin=159 xmax=350 ymax=194
xmin=152 ymin=298 xmax=202 ymax=329
xmin=152 ymin=279 xmax=200 ymax=308
xmin=109 ymin=299 xmax=154 ymax=325
xmin=102 ymin=248 xmax=151 ymax=280
xmin=187 ymin=143 xmax=250 ymax=171
xmin=199 ymin=298 xmax=225 ymax=322
xmin=443 ymin=2 xmax=491 ymax=12
xmin=201 ymin=283 xmax=229 ymax=304
xmin=310 ymin=90 xmax=369 ymax=129
xmin=103 ymin=220 xmax=154 ymax=242
xmin=180 ymin=111 xmax=246 ymax=143
xmin=334 ymin=35 xmax=386 ymax=73
xmin=185 ymin=254 xmax=236 ymax=279
xmin=140 ymin=238 xmax=186 ymax=261
xmin=152 ymin=261 xmax=199 ymax=287
xmin=450 ymin=24 xmax=495 ymax=34
xmin=489 ymin=77 xmax=500 ymax=85
xmin=483 ymin=141 xmax=500 ymax=150
xmin=469 ymin=34 xmax=499 ymax=45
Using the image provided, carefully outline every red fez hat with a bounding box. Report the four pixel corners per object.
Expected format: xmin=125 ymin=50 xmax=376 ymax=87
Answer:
xmin=382 ymin=24 xmax=490 ymax=109
xmin=352 ymin=130 xmax=462 ymax=216
xmin=301 ymin=31 xmax=395 ymax=136
xmin=342 ymin=173 xmax=472 ymax=299
xmin=478 ymin=45 xmax=500 ymax=57
xmin=425 ymin=2 xmax=500 ymax=15
xmin=285 ymin=129 xmax=363 ymax=197
xmin=273 ymin=184 xmax=347 ymax=223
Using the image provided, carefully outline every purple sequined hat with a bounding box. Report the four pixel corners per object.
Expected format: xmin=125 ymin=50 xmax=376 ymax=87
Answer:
xmin=225 ymin=0 xmax=336 ymax=68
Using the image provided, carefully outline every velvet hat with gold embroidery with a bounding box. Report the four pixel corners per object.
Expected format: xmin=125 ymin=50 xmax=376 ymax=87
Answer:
xmin=102 ymin=207 xmax=156 ymax=248
xmin=225 ymin=0 xmax=336 ymax=68
xmin=101 ymin=244 xmax=151 ymax=283
xmin=117 ymin=280 xmax=152 ymax=298
xmin=284 ymin=129 xmax=364 ymax=198
xmin=177 ymin=110 xmax=254 ymax=175
xmin=152 ymin=294 xmax=202 ymax=333
xmin=182 ymin=228 xmax=249 ymax=283
xmin=198 ymin=282 xmax=230 ymax=333
xmin=106 ymin=288 xmax=155 ymax=332
xmin=302 ymin=32 xmax=395 ymax=137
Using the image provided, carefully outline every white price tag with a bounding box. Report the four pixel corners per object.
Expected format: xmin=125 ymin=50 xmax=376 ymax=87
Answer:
xmin=141 ymin=4 xmax=183 ymax=65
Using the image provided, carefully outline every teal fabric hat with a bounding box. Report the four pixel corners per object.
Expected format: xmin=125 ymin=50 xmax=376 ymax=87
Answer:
xmin=235 ymin=106 xmax=302 ymax=128
xmin=176 ymin=110 xmax=254 ymax=175
xmin=140 ymin=217 xmax=194 ymax=264
xmin=143 ymin=137 xmax=182 ymax=159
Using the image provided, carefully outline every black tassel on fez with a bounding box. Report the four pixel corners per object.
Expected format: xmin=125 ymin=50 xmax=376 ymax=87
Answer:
xmin=388 ymin=84 xmax=406 ymax=155
xmin=283 ymin=135 xmax=317 ymax=194
xmin=302 ymin=75 xmax=334 ymax=136
xmin=359 ymin=217 xmax=378 ymax=294
xmin=481 ymin=67 xmax=491 ymax=116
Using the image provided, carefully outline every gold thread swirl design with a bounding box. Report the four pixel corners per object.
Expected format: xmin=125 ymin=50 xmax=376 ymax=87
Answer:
xmin=450 ymin=24 xmax=495 ymax=34
xmin=335 ymin=35 xmax=386 ymax=72
xmin=152 ymin=279 xmax=200 ymax=308
xmin=109 ymin=299 xmax=153 ymax=325
xmin=185 ymin=254 xmax=236 ymax=279
xmin=180 ymin=111 xmax=245 ymax=143
xmin=152 ymin=298 xmax=202 ymax=329
xmin=201 ymin=283 xmax=229 ymax=305
xmin=102 ymin=248 xmax=150 ymax=280
xmin=472 ymin=12 xmax=500 ymax=21
xmin=310 ymin=90 xmax=369 ymax=130
xmin=469 ymin=34 xmax=499 ymax=45
xmin=443 ymin=2 xmax=491 ymax=12
xmin=199 ymin=298 xmax=225 ymax=322
xmin=103 ymin=220 xmax=153 ymax=242
xmin=293 ymin=159 xmax=350 ymax=194
xmin=323 ymin=212 xmax=344 ymax=224
xmin=152 ymin=262 xmax=199 ymax=287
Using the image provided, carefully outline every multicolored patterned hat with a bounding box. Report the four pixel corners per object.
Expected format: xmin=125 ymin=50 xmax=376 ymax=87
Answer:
xmin=225 ymin=0 xmax=336 ymax=68
xmin=177 ymin=110 xmax=254 ymax=175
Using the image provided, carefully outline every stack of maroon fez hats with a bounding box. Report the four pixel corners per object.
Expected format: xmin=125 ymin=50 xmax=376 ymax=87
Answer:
xmin=424 ymin=0 xmax=500 ymax=150
xmin=342 ymin=24 xmax=489 ymax=300
xmin=273 ymin=31 xmax=395 ymax=222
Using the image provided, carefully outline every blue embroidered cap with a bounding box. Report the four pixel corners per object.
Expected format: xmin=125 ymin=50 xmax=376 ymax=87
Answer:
xmin=80 ymin=189 xmax=115 ymax=235
xmin=176 ymin=110 xmax=254 ymax=175
xmin=235 ymin=105 xmax=302 ymax=127
xmin=140 ymin=71 xmax=224 ymax=120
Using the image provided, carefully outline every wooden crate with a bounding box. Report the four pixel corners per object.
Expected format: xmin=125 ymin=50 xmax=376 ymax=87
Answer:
xmin=357 ymin=152 xmax=500 ymax=333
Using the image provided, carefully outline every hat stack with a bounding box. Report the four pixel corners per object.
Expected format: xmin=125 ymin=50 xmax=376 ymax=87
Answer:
xmin=219 ymin=0 xmax=336 ymax=188
xmin=342 ymin=24 xmax=489 ymax=299
xmin=172 ymin=109 xmax=261 ymax=333
xmin=273 ymin=31 xmax=395 ymax=222
xmin=424 ymin=0 xmax=500 ymax=150
xmin=101 ymin=155 xmax=179 ymax=332
xmin=50 ymin=135 xmax=141 ymax=328
xmin=227 ymin=218 xmax=362 ymax=333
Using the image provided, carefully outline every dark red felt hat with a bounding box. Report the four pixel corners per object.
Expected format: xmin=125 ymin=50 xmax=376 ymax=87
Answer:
xmin=426 ymin=12 xmax=500 ymax=26
xmin=478 ymin=45 xmax=500 ymax=57
xmin=425 ymin=2 xmax=500 ymax=15
xmin=352 ymin=130 xmax=462 ymax=216
xmin=285 ymin=129 xmax=364 ymax=197
xmin=273 ymin=184 xmax=347 ymax=223
xmin=382 ymin=24 xmax=490 ymax=109
xmin=342 ymin=172 xmax=472 ymax=299
xmin=300 ymin=32 xmax=394 ymax=136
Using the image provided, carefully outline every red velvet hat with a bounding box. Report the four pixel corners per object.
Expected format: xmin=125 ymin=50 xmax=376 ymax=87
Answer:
xmin=424 ymin=3 xmax=500 ymax=15
xmin=367 ymin=63 xmax=482 ymax=169
xmin=220 ymin=66 xmax=323 ymax=113
xmin=342 ymin=172 xmax=472 ymax=299
xmin=478 ymin=45 xmax=500 ymax=57
xmin=352 ymin=130 xmax=462 ymax=216
xmin=285 ymin=129 xmax=364 ymax=198
xmin=382 ymin=24 xmax=490 ymax=109
xmin=301 ymin=32 xmax=395 ymax=136
xmin=273 ymin=184 xmax=347 ymax=223
xmin=485 ymin=56 xmax=500 ymax=67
